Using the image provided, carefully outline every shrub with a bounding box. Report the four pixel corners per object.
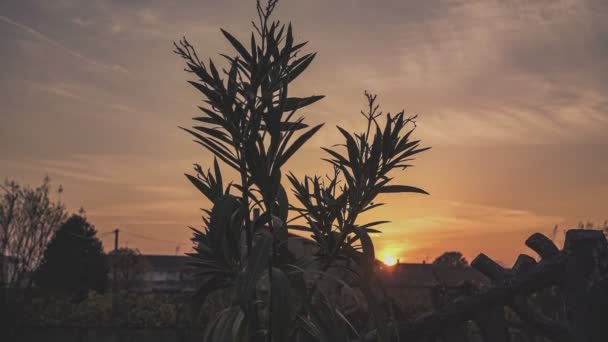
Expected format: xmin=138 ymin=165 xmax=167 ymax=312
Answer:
xmin=175 ymin=1 xmax=429 ymax=340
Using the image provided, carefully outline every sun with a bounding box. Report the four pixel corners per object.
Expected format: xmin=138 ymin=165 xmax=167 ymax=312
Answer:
xmin=383 ymin=255 xmax=397 ymax=266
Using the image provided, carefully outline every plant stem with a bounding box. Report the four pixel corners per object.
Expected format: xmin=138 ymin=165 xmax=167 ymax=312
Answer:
xmin=239 ymin=149 xmax=253 ymax=256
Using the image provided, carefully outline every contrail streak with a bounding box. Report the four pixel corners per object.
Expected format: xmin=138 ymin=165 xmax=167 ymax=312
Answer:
xmin=0 ymin=15 xmax=128 ymax=74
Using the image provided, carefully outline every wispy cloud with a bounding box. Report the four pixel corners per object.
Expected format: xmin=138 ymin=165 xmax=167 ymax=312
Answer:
xmin=30 ymin=82 xmax=87 ymax=102
xmin=0 ymin=15 xmax=128 ymax=74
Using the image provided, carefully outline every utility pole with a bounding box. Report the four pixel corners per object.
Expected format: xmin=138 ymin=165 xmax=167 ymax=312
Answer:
xmin=113 ymin=228 xmax=119 ymax=251
xmin=112 ymin=228 xmax=119 ymax=320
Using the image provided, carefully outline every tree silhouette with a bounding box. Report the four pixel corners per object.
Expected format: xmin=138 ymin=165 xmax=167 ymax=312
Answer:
xmin=0 ymin=177 xmax=67 ymax=334
xmin=433 ymin=251 xmax=468 ymax=267
xmin=35 ymin=214 xmax=108 ymax=298
xmin=0 ymin=177 xmax=66 ymax=290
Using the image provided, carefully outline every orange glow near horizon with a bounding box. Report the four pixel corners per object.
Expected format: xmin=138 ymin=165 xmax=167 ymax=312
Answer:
xmin=382 ymin=254 xmax=397 ymax=266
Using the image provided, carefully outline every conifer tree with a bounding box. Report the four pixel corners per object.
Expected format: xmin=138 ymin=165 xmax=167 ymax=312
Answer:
xmin=36 ymin=214 xmax=108 ymax=297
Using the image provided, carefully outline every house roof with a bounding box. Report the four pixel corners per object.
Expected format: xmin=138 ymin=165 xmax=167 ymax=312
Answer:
xmin=378 ymin=263 xmax=489 ymax=288
xmin=140 ymin=255 xmax=190 ymax=273
xmin=281 ymin=237 xmax=489 ymax=289
xmin=138 ymin=246 xmax=488 ymax=289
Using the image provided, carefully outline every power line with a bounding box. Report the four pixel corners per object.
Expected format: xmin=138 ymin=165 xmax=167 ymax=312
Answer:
xmin=54 ymin=227 xmax=189 ymax=253
xmin=119 ymin=230 xmax=190 ymax=246
xmin=50 ymin=229 xmax=118 ymax=241
xmin=56 ymin=229 xmax=101 ymax=240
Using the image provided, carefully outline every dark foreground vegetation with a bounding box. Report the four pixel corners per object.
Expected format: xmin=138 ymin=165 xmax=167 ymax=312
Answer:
xmin=2 ymin=0 xmax=607 ymax=341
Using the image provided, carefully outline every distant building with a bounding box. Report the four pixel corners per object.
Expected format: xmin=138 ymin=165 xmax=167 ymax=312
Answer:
xmin=135 ymin=235 xmax=320 ymax=294
xmin=379 ymin=262 xmax=489 ymax=288
xmin=137 ymin=255 xmax=195 ymax=293
xmin=378 ymin=262 xmax=490 ymax=310
xmin=133 ymin=243 xmax=489 ymax=309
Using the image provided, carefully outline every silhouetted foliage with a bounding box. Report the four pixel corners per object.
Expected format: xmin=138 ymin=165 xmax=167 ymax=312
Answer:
xmin=0 ymin=176 xmax=67 ymax=290
xmin=108 ymin=247 xmax=150 ymax=294
xmin=35 ymin=214 xmax=108 ymax=298
xmin=0 ymin=177 xmax=67 ymax=337
xmin=175 ymin=1 xmax=429 ymax=340
xmin=576 ymin=220 xmax=608 ymax=238
xmin=550 ymin=221 xmax=608 ymax=247
xmin=24 ymin=291 xmax=202 ymax=328
xmin=433 ymin=251 xmax=469 ymax=268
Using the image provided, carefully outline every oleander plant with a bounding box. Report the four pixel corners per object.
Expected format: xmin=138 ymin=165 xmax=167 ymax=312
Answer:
xmin=174 ymin=1 xmax=429 ymax=340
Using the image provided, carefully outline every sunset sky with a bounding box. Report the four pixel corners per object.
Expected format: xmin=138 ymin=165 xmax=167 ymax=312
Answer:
xmin=1 ymin=0 xmax=607 ymax=265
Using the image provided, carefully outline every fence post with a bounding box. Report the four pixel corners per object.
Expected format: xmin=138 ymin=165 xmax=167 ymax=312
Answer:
xmin=561 ymin=229 xmax=608 ymax=342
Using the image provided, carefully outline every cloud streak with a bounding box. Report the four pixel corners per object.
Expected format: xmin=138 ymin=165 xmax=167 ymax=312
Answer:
xmin=0 ymin=15 xmax=128 ymax=74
